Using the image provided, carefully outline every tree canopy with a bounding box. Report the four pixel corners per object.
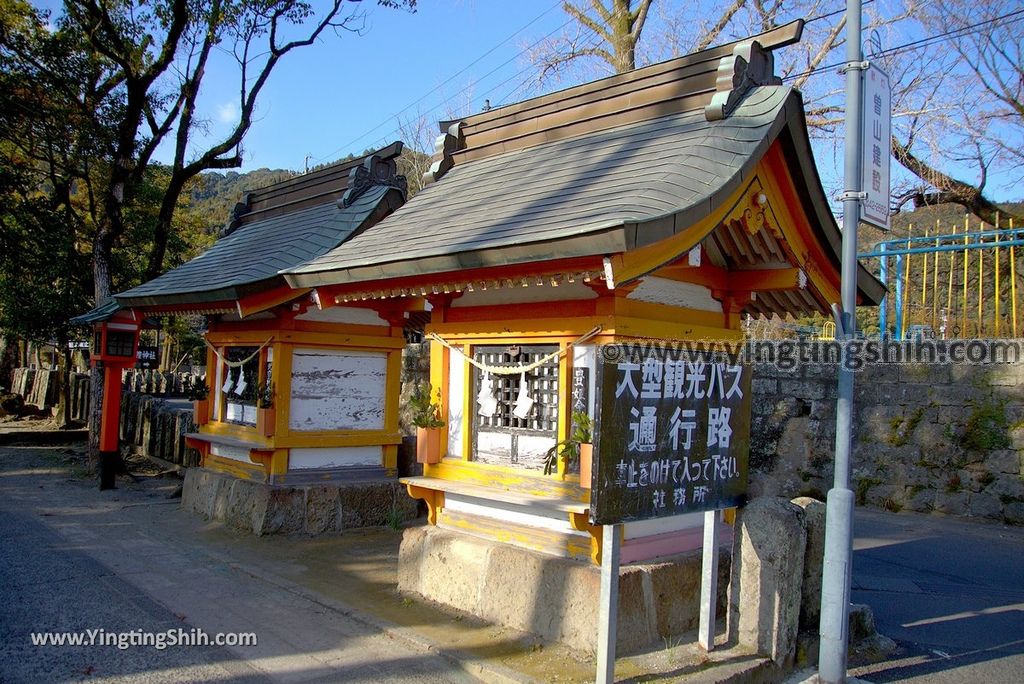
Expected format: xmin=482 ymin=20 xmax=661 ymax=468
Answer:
xmin=526 ymin=0 xmax=1022 ymax=225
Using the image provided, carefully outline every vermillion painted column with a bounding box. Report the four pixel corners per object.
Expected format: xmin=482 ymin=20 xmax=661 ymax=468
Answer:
xmin=97 ymin=361 xmax=128 ymax=489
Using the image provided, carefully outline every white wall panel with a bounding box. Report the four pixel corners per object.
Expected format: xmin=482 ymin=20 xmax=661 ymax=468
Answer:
xmin=288 ymin=446 xmax=382 ymax=470
xmin=289 ymin=348 xmax=386 ymax=431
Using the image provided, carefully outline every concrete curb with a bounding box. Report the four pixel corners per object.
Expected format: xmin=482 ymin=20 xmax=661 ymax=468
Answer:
xmin=0 ymin=429 xmax=88 ymax=446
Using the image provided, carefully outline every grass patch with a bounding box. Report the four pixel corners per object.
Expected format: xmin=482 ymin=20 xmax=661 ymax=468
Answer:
xmin=882 ymin=496 xmax=903 ymax=512
xmin=386 ymin=506 xmax=406 ymax=531
xmin=960 ymin=400 xmax=1011 ymax=451
xmin=945 ymin=473 xmax=962 ymax=493
xmin=888 ymin=408 xmax=925 ymax=447
xmin=855 ymin=477 xmax=882 ymax=505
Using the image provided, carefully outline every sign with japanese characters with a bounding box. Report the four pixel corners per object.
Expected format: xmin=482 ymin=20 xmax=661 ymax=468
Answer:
xmin=589 ymin=346 xmax=752 ymax=525
xmin=860 ymin=62 xmax=891 ymax=230
xmin=571 ymin=367 xmax=590 ymax=416
xmin=136 ymin=345 xmax=158 ymax=369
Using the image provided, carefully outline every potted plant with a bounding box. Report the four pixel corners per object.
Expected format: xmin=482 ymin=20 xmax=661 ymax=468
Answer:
xmin=410 ymin=382 xmax=445 ymax=464
xmin=255 ymin=380 xmax=275 ymax=437
xmin=544 ymin=410 xmax=594 ymax=488
xmin=186 ymin=378 xmax=210 ymax=426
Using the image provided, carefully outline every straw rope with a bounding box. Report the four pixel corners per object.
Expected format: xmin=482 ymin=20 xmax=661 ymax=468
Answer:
xmin=426 ymin=326 xmax=603 ymax=375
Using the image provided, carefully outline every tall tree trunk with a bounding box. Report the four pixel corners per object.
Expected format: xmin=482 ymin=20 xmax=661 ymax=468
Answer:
xmin=0 ymin=334 xmax=18 ymax=393
xmin=88 ymin=226 xmax=115 ymax=466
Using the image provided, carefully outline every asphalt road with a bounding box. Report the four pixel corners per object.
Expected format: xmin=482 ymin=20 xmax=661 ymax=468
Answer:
xmin=850 ymin=507 xmax=1024 ymax=683
xmin=0 ymin=446 xmax=476 ymax=684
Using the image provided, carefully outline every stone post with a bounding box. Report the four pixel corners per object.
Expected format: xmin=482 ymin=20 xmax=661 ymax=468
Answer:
xmin=727 ymin=496 xmax=807 ymax=665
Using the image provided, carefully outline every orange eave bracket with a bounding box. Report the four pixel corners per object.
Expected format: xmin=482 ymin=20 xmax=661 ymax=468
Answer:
xmin=237 ymin=284 xmax=310 ymax=318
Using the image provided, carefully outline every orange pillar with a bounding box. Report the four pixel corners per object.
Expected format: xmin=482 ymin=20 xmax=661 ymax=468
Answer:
xmin=98 ymin=362 xmax=130 ymax=489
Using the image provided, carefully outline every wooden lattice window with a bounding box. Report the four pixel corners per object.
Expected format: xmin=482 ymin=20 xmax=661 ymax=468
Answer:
xmin=221 ymin=346 xmax=260 ymax=426
xmin=473 ymin=345 xmax=559 ymax=434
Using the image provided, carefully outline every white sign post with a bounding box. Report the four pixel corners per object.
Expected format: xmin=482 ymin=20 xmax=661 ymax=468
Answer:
xmin=860 ymin=62 xmax=891 ymax=230
xmin=596 ymin=524 xmax=621 ymax=684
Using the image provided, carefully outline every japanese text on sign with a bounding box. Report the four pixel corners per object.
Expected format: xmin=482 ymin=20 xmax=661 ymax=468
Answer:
xmin=590 ymin=349 xmax=751 ymax=525
xmin=860 ymin=62 xmax=891 ymax=230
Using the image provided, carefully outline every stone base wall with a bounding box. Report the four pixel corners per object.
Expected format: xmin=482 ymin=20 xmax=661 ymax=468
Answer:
xmin=398 ymin=525 xmax=730 ymax=654
xmin=182 ymin=468 xmax=419 ymax=536
xmin=750 ymin=357 xmax=1024 ymax=525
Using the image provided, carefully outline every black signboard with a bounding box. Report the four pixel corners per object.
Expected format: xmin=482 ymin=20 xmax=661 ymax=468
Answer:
xmin=589 ymin=345 xmax=752 ymax=525
xmin=136 ymin=345 xmax=158 ymax=369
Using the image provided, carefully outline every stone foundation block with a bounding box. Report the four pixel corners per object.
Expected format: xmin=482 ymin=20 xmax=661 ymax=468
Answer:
xmin=182 ymin=468 xmax=417 ymax=536
xmin=728 ymin=497 xmax=807 ymax=666
xmin=398 ymin=525 xmax=728 ymax=654
xmin=792 ymin=497 xmax=825 ymax=629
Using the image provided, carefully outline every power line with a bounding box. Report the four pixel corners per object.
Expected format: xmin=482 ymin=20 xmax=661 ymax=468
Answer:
xmin=312 ymin=1 xmax=569 ymax=164
xmin=805 ymin=0 xmax=875 ymax=25
xmin=330 ymin=2 xmax=637 ymax=158
xmin=489 ymin=2 xmax=880 ymax=110
xmin=784 ymin=7 xmax=1024 ymax=83
xmin=321 ymin=2 xmax=1017 ymax=163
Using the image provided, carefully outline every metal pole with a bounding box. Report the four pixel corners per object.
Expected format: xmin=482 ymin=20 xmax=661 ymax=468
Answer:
xmin=963 ymin=218 xmax=970 ymax=336
xmin=921 ymin=225 xmax=929 ymax=307
xmin=895 ymin=254 xmax=904 ymax=340
xmin=596 ymin=524 xmax=621 ymax=684
xmin=932 ymin=224 xmax=940 ymax=331
xmin=947 ymin=224 xmax=956 ymax=336
xmin=1011 ymin=218 xmax=1018 ymax=337
xmin=698 ymin=510 xmax=721 ymax=650
xmin=879 ymin=244 xmax=888 ymax=338
xmin=819 ymin=0 xmax=862 ymax=679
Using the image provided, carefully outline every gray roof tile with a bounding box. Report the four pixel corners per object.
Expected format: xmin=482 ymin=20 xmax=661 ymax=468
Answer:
xmin=116 ymin=185 xmax=395 ymax=308
xmin=287 ymin=87 xmax=793 ymax=283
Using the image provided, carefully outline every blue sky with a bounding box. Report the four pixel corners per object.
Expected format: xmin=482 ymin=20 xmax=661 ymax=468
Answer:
xmin=33 ymin=1 xmax=1023 ymax=205
xmin=183 ymin=1 xmax=579 ymax=171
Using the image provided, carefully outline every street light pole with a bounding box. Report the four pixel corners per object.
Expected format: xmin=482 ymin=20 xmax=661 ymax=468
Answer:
xmin=819 ymin=0 xmax=864 ymax=681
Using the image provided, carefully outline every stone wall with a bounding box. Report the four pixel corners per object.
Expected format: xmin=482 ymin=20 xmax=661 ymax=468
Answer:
xmin=398 ymin=524 xmax=731 ymax=654
xmin=183 ymin=468 xmax=419 ymax=536
xmin=750 ymin=357 xmax=1024 ymax=525
xmin=10 ymin=368 xmax=60 ymax=409
xmin=119 ymin=393 xmax=199 ymax=468
xmin=399 ymin=342 xmax=430 ymax=436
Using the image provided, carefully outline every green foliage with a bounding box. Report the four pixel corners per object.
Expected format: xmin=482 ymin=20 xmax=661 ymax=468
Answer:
xmin=855 ymin=476 xmax=882 ymax=505
xmin=185 ymin=378 xmax=209 ymax=401
xmin=189 ymin=169 xmax=296 ymax=229
xmin=408 ymin=382 xmax=443 ymax=428
xmin=887 ymin=407 xmax=924 ymax=447
xmin=960 ymin=401 xmax=1011 ymax=451
xmin=255 ymin=380 xmax=273 ymax=409
xmin=543 ymin=410 xmax=593 ymax=476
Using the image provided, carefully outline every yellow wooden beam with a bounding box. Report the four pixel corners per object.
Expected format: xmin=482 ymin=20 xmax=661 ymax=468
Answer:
xmin=406 ymin=484 xmax=444 ymax=525
xmin=203 ymin=453 xmax=265 ymax=481
xmin=569 ymin=512 xmax=603 ymax=565
xmin=460 ymin=343 xmax=473 ymax=461
xmin=613 ymin=178 xmax=753 ymax=284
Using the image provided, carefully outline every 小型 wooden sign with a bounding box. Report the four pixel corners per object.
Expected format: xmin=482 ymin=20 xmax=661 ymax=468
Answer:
xmin=589 ymin=346 xmax=752 ymax=525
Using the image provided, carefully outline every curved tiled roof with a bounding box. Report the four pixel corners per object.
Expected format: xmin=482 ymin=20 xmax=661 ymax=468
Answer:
xmin=115 ymin=145 xmax=405 ymax=309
